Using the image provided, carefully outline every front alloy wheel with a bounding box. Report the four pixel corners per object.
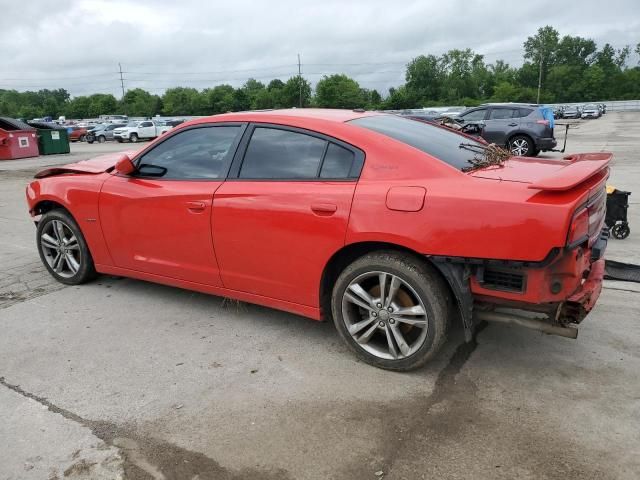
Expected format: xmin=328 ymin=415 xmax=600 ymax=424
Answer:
xmin=332 ymin=251 xmax=449 ymax=371
xmin=37 ymin=210 xmax=97 ymax=285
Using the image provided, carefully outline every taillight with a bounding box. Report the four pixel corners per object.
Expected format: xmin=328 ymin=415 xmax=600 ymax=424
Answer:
xmin=536 ymin=119 xmax=550 ymax=126
xmin=567 ymin=208 xmax=589 ymax=246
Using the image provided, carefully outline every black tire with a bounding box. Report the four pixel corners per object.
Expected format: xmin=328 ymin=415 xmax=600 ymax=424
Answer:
xmin=79 ymin=134 xmax=86 ymax=142
xmin=508 ymin=135 xmax=535 ymax=157
xmin=36 ymin=209 xmax=97 ymax=285
xmin=331 ymin=251 xmax=450 ymax=371
xmin=87 ymin=137 xmax=94 ymax=144
xmin=98 ymin=135 xmax=106 ymax=143
xmin=129 ymin=133 xmax=138 ymax=143
xmin=612 ymin=223 xmax=630 ymax=240
xmin=116 ymin=138 xmax=123 ymax=143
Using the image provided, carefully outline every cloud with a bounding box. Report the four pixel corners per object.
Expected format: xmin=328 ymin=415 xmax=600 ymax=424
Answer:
xmin=0 ymin=0 xmax=637 ymax=97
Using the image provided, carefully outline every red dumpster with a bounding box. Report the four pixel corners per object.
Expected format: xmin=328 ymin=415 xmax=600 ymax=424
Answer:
xmin=0 ymin=117 xmax=39 ymax=160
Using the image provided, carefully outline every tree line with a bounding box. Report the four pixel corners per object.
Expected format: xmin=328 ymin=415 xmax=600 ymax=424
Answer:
xmin=1 ymin=26 xmax=639 ymax=120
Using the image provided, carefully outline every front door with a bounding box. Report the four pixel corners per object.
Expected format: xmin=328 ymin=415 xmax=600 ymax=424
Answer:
xmin=99 ymin=124 xmax=245 ymax=285
xmin=213 ymin=125 xmax=363 ymax=307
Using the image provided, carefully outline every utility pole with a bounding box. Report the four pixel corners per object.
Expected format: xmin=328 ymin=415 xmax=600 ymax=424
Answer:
xmin=536 ymin=42 xmax=543 ymax=104
xmin=297 ymin=53 xmax=303 ymax=108
xmin=118 ymin=63 xmax=126 ymax=100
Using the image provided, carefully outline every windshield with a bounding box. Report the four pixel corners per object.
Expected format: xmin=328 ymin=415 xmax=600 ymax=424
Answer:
xmin=585 ymin=104 xmax=598 ymax=110
xmin=349 ymin=115 xmax=489 ymax=171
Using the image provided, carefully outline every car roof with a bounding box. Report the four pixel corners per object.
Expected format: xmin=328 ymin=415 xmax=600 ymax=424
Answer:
xmin=479 ymin=103 xmax=539 ymax=108
xmin=186 ymin=108 xmax=379 ymax=126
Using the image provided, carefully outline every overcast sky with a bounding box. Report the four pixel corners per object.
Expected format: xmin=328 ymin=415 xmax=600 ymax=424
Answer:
xmin=1 ymin=0 xmax=638 ymax=98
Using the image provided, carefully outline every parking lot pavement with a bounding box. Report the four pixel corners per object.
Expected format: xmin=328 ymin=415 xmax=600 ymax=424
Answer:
xmin=1 ymin=113 xmax=639 ymax=479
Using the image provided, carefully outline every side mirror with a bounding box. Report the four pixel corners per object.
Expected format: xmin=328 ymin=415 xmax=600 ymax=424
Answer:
xmin=114 ymin=155 xmax=136 ymax=175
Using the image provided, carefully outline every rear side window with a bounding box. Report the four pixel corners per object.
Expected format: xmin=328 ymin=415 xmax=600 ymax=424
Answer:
xmin=240 ymin=128 xmax=327 ymax=179
xmin=515 ymin=108 xmax=533 ymax=118
xmin=350 ymin=115 xmax=487 ymax=171
xmin=488 ymin=108 xmax=516 ymax=119
xmin=239 ymin=127 xmax=363 ymax=180
xmin=320 ymin=143 xmax=355 ymax=178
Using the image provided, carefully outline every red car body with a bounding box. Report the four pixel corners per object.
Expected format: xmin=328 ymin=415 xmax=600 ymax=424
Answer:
xmin=26 ymin=109 xmax=609 ymax=363
xmin=68 ymin=126 xmax=88 ymax=142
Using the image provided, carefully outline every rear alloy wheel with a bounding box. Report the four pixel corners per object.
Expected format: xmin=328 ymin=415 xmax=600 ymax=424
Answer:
xmin=36 ymin=210 xmax=97 ymax=285
xmin=129 ymin=133 xmax=139 ymax=143
xmin=332 ymin=251 xmax=449 ymax=371
xmin=509 ymin=135 xmax=534 ymax=157
xmin=612 ymin=223 xmax=630 ymax=239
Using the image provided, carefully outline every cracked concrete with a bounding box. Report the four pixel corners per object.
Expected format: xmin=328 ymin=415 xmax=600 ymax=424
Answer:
xmin=1 ymin=115 xmax=640 ymax=479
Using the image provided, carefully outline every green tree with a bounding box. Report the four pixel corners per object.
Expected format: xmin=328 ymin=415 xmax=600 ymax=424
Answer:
xmin=65 ymin=96 xmax=92 ymax=119
xmin=87 ymin=94 xmax=118 ymax=117
xmin=382 ymin=86 xmax=418 ymax=109
xmin=281 ymin=76 xmax=311 ymax=107
xmin=242 ymin=78 xmax=266 ymax=109
xmin=120 ymin=88 xmax=161 ymax=117
xmin=315 ymin=74 xmax=365 ymax=108
xmin=203 ymin=84 xmax=236 ymax=113
xmin=405 ymin=54 xmax=443 ymax=103
xmin=162 ymin=87 xmax=204 ymax=115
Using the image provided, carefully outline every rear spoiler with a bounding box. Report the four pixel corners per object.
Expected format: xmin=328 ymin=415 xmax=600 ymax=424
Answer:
xmin=527 ymin=153 xmax=611 ymax=191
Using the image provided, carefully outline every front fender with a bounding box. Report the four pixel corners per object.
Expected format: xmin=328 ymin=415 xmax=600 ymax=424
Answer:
xmin=27 ymin=174 xmax=114 ymax=266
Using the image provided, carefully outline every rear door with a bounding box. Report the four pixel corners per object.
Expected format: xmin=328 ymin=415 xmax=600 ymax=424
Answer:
xmin=99 ymin=124 xmax=245 ymax=285
xmin=213 ymin=124 xmax=364 ymax=307
xmin=483 ymin=107 xmax=518 ymax=145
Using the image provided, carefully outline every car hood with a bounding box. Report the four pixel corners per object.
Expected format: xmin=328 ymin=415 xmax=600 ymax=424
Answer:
xmin=468 ymin=152 xmax=611 ymax=191
xmin=34 ymin=150 xmax=138 ymax=178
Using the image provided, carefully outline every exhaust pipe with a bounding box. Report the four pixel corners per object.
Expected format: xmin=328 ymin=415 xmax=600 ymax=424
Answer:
xmin=475 ymin=310 xmax=578 ymax=339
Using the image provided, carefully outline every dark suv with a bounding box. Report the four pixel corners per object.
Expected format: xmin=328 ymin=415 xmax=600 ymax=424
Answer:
xmin=456 ymin=103 xmax=557 ymax=157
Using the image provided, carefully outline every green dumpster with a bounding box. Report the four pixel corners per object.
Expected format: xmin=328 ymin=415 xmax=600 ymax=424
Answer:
xmin=28 ymin=122 xmax=71 ymax=155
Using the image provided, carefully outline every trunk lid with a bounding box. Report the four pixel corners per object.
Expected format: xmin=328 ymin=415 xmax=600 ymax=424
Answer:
xmin=468 ymin=152 xmax=611 ymax=191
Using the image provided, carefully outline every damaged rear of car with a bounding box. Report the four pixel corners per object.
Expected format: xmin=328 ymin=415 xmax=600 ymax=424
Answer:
xmin=352 ymin=115 xmax=609 ymax=343
xmin=467 ymin=154 xmax=609 ymax=338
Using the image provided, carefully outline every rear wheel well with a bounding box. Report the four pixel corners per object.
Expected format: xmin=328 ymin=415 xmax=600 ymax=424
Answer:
xmin=319 ymin=242 xmax=456 ymax=321
xmin=507 ymin=132 xmax=534 ymax=146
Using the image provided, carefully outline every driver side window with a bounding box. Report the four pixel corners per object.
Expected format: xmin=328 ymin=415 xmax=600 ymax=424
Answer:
xmin=136 ymin=126 xmax=242 ymax=180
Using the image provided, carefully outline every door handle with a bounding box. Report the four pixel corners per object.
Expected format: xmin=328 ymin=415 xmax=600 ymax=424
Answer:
xmin=311 ymin=203 xmax=337 ymax=215
xmin=186 ymin=201 xmax=206 ymax=212
xmin=508 ymin=123 xmax=518 ymax=127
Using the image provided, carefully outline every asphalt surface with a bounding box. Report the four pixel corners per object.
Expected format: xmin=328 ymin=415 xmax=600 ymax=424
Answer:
xmin=1 ymin=117 xmax=639 ymax=480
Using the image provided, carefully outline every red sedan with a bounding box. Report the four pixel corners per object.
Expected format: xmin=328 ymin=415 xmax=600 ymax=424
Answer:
xmin=26 ymin=109 xmax=609 ymax=370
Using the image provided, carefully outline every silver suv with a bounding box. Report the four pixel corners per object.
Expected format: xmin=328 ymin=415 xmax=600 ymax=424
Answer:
xmin=456 ymin=103 xmax=557 ymax=157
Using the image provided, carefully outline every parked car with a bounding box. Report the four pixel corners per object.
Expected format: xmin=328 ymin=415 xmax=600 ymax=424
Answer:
xmin=455 ymin=103 xmax=556 ymax=156
xmin=67 ymin=126 xmax=88 ymax=142
xmin=552 ymin=105 xmax=564 ymax=119
xmin=113 ymin=120 xmax=171 ymax=143
xmin=581 ymin=104 xmax=601 ymax=119
xmin=26 ymin=109 xmax=609 ymax=371
xmin=87 ymin=123 xmax=126 ymax=143
xmin=562 ymin=106 xmax=581 ymax=119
